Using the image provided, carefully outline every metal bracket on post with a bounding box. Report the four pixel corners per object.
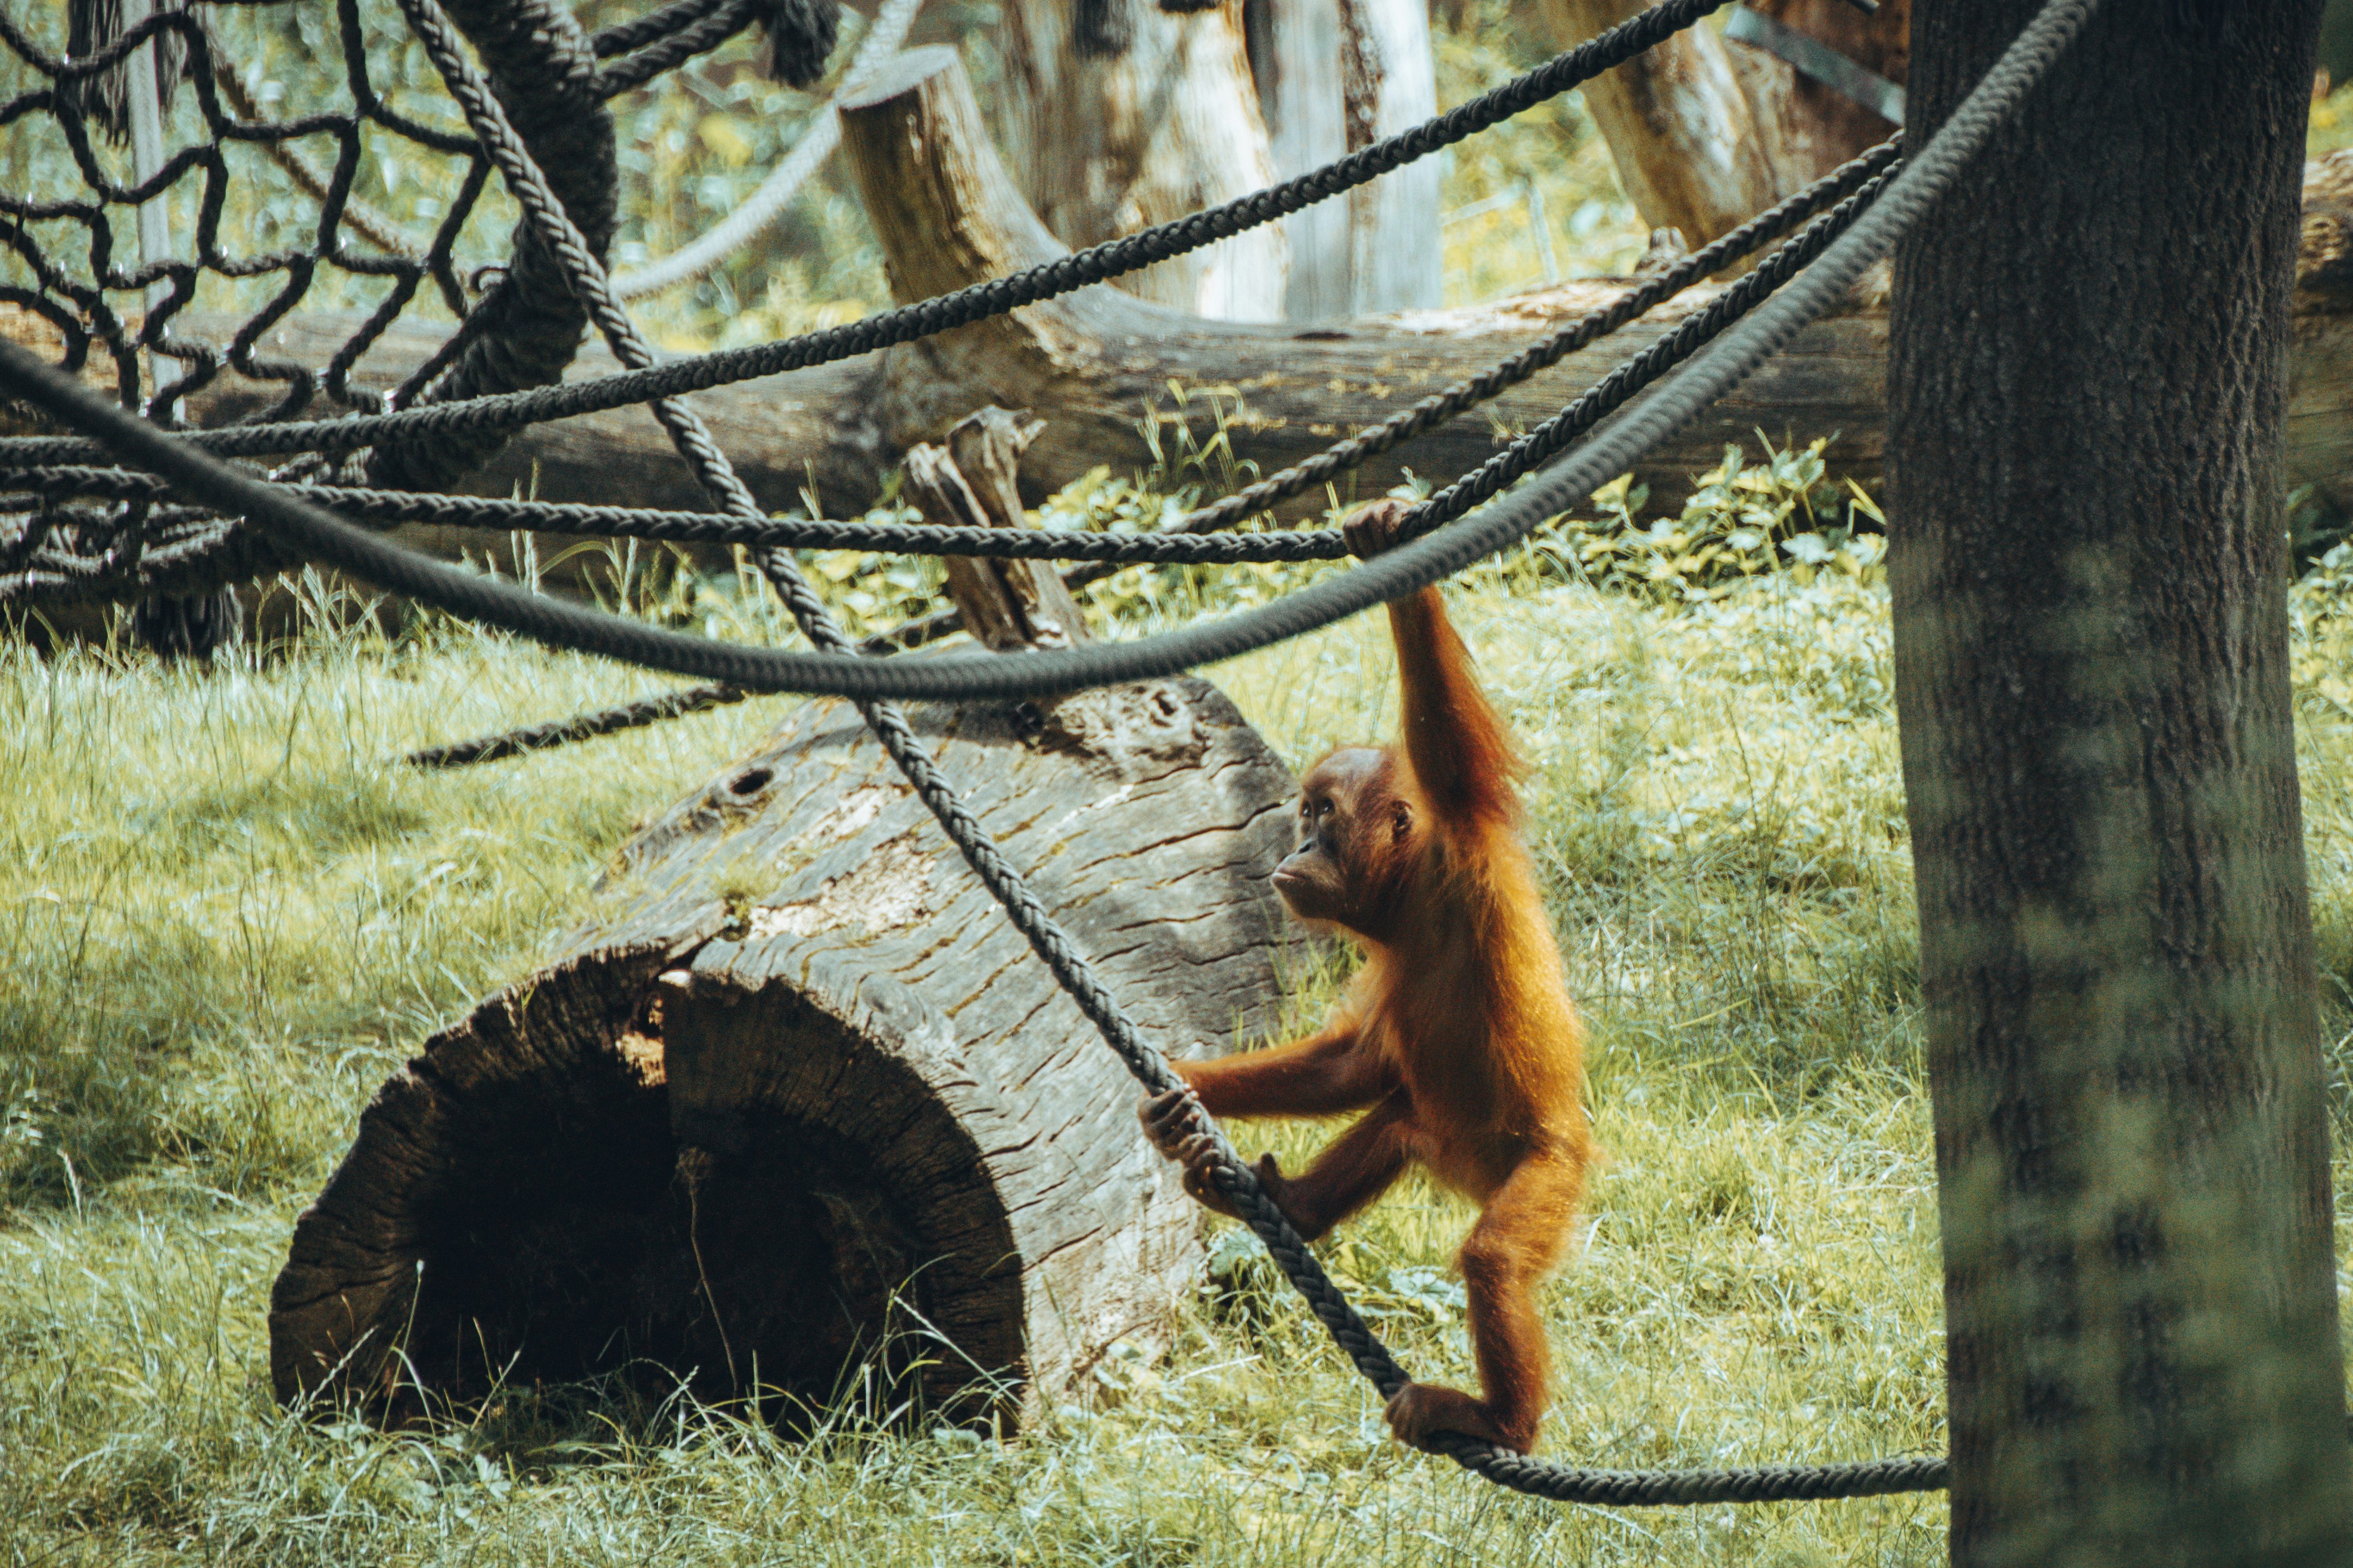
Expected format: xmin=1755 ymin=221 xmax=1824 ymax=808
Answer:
xmin=1725 ymin=3 xmax=1905 ymax=124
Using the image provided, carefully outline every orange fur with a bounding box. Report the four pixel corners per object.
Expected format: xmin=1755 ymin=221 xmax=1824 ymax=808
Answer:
xmin=1156 ymin=583 xmax=1592 ymax=1455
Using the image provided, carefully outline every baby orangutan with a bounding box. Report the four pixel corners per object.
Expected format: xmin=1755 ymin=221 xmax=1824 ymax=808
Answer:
xmin=1139 ymin=499 xmax=1592 ymax=1455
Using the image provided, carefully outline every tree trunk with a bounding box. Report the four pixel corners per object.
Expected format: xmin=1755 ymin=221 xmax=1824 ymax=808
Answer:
xmin=1336 ymin=0 xmax=1443 ymax=311
xmin=1723 ymin=0 xmax=1910 ymax=191
xmin=839 ymin=46 xmax=1900 ymax=519
xmin=1536 ymin=0 xmax=1783 ymax=247
xmin=992 ymin=0 xmax=1287 ymax=321
xmin=1888 ymin=4 xmax=2352 ymax=1563
xmin=1243 ymin=0 xmax=1353 ymax=318
xmin=270 ymin=678 xmax=1299 ymax=1429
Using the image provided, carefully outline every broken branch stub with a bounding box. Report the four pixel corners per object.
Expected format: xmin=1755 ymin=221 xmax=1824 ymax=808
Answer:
xmin=903 ymin=407 xmax=1090 ymax=651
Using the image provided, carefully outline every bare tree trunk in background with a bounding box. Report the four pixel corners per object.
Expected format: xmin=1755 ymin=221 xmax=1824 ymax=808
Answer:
xmin=1536 ymin=0 xmax=1781 ymax=246
xmin=1722 ymin=0 xmax=1907 ymax=188
xmin=1243 ymin=0 xmax=1352 ymax=317
xmin=1241 ymin=0 xmax=1439 ymax=317
xmin=1336 ymin=0 xmax=1442 ymax=310
xmin=994 ymin=0 xmax=1287 ymax=321
xmin=1890 ymin=2 xmax=2353 ymax=1562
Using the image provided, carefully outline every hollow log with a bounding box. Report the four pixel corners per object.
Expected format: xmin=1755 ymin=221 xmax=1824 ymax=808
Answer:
xmin=270 ymin=675 xmax=1300 ymax=1426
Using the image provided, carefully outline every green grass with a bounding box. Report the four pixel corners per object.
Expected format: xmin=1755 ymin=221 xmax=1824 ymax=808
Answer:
xmin=15 ymin=538 xmax=2353 ymax=1566
xmin=4 ymin=10 xmax=2353 ymax=1547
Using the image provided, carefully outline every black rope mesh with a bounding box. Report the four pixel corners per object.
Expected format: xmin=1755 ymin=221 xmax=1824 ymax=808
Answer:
xmin=0 ymin=0 xmax=2112 ymax=1509
xmin=0 ymin=137 xmax=1898 ymax=619
xmin=0 ymin=0 xmax=1736 ymax=475
xmin=0 ymin=0 xmax=822 ymax=615
xmin=0 ymin=1 xmax=488 ymax=430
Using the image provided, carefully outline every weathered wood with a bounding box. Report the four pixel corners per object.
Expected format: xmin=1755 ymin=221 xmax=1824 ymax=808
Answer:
xmin=1536 ymin=0 xmax=1782 ymax=250
xmin=1243 ymin=0 xmax=1352 ymax=319
xmin=1334 ymin=0 xmax=1442 ymax=312
xmin=904 ymin=407 xmax=1090 ymax=649
xmin=1722 ymin=0 xmax=1909 ymax=192
xmin=841 ymin=45 xmax=1897 ymax=519
xmin=271 ymin=677 xmax=1300 ymax=1427
xmin=994 ymin=0 xmax=1287 ymax=320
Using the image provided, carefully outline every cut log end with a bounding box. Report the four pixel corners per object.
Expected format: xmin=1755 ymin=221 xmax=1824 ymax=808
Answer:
xmin=267 ymin=949 xmax=1014 ymax=1426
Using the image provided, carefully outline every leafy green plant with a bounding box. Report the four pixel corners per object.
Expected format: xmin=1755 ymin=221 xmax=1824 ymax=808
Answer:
xmin=1563 ymin=438 xmax=1885 ymax=605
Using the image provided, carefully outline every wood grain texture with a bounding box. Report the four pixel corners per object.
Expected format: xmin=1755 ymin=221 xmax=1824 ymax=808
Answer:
xmin=271 ymin=676 xmax=1300 ymax=1430
xmin=1535 ymin=0 xmax=1781 ymax=250
xmin=991 ymin=1 xmax=1287 ymax=322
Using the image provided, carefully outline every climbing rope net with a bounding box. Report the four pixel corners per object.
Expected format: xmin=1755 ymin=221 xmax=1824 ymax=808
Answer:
xmin=0 ymin=0 xmax=2103 ymax=1508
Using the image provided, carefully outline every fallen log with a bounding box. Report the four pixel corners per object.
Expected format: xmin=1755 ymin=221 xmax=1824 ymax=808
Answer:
xmin=269 ymin=423 xmax=1300 ymax=1428
xmin=30 ymin=64 xmax=2353 ymax=578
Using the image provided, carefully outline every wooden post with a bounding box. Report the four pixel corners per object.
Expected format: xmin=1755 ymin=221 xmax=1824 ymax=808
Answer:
xmin=1722 ymin=0 xmax=1910 ymax=191
xmin=1243 ymin=0 xmax=1353 ymax=319
xmin=1889 ymin=2 xmax=2353 ymax=1560
xmin=1536 ymin=0 xmax=1784 ymax=248
xmin=1335 ymin=0 xmax=1441 ymax=311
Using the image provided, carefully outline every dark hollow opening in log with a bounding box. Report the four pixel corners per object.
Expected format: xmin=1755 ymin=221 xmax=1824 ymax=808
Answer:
xmin=320 ymin=980 xmax=947 ymax=1431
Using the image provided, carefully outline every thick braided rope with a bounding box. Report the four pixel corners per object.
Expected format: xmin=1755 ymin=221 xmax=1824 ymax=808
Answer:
xmin=1132 ymin=138 xmax=1899 ymax=554
xmin=0 ymin=144 xmax=1891 ymax=596
xmin=405 ymin=681 xmax=748 ymax=766
xmin=368 ymin=165 xmax=1888 ymax=766
xmin=611 ymin=0 xmax=926 ymax=298
xmin=357 ymin=0 xmax=1950 ymax=1502
xmin=0 ymin=0 xmax=2093 ymax=1502
xmin=1399 ymin=170 xmax=1892 ymax=545
xmin=362 ymin=0 xmax=619 ymax=497
xmin=592 ymin=0 xmax=762 ymax=98
xmin=0 ymin=0 xmax=2093 ymax=705
xmin=0 ymin=145 xmax=1890 ymax=625
xmin=0 ymin=0 xmax=1729 ymax=472
xmin=589 ymin=0 xmax=735 ymax=58
xmin=382 ymin=11 xmax=1399 ymax=1419
xmin=0 ymin=472 xmax=1346 ymax=561
xmin=371 ymin=0 xmax=2051 ymax=1507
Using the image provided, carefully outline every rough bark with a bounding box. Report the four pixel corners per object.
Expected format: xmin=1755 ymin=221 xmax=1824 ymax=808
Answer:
xmin=1243 ymin=0 xmax=1353 ymax=319
xmin=1723 ymin=0 xmax=1910 ymax=190
xmin=270 ymin=677 xmax=1300 ymax=1427
xmin=1334 ymin=0 xmax=1442 ymax=311
xmin=991 ymin=0 xmax=1287 ymax=321
xmin=1888 ymin=4 xmax=2352 ymax=1563
xmin=1536 ymin=0 xmax=1783 ymax=247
